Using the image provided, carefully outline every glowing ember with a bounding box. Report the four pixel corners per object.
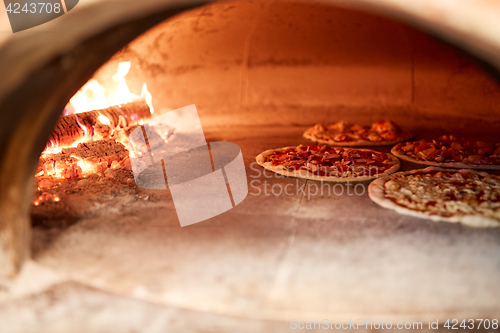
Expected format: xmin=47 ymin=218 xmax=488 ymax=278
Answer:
xmin=32 ymin=192 xmax=61 ymax=206
xmin=38 ymin=139 xmax=132 ymax=180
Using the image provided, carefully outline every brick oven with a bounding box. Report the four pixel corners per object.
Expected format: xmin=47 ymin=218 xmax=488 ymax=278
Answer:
xmin=0 ymin=0 xmax=499 ymax=331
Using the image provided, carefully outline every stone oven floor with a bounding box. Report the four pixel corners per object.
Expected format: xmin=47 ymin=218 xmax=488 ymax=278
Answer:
xmin=1 ymin=125 xmax=500 ymax=332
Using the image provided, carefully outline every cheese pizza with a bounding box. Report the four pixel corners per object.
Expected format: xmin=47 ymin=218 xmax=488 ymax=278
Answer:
xmin=369 ymin=167 xmax=500 ymax=227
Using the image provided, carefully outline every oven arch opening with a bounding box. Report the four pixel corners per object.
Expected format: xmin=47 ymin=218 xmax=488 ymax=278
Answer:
xmin=1 ymin=1 xmax=500 ymax=323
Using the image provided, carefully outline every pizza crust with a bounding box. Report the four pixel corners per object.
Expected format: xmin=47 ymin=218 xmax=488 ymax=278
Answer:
xmin=256 ymin=146 xmax=401 ymax=182
xmin=303 ymin=125 xmax=412 ymax=147
xmin=368 ymin=167 xmax=500 ymax=227
xmin=391 ymin=146 xmax=500 ymax=170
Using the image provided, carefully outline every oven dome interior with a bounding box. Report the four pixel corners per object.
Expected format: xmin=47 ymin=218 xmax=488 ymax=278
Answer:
xmin=94 ymin=0 xmax=500 ymax=139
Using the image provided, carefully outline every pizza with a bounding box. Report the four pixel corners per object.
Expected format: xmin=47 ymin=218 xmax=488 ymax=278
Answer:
xmin=391 ymin=135 xmax=500 ymax=170
xmin=303 ymin=120 xmax=412 ymax=146
xmin=255 ymin=145 xmax=400 ymax=182
xmin=369 ymin=167 xmax=500 ymax=227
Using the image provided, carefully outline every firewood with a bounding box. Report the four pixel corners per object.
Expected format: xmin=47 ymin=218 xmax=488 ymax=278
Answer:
xmin=38 ymin=139 xmax=132 ymax=180
xmin=45 ymin=101 xmax=151 ymax=150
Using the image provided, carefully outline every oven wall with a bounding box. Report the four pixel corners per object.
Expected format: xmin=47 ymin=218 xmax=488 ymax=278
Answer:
xmin=94 ymin=0 xmax=500 ymax=138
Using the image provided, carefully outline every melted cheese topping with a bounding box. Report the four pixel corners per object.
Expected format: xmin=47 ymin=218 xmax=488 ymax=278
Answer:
xmin=384 ymin=170 xmax=500 ymax=220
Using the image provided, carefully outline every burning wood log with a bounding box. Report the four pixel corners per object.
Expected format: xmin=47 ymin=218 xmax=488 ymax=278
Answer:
xmin=45 ymin=101 xmax=151 ymax=150
xmin=38 ymin=138 xmax=133 ymax=180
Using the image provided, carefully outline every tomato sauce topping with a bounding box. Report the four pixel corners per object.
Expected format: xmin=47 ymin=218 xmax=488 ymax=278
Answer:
xmin=264 ymin=145 xmax=395 ymax=178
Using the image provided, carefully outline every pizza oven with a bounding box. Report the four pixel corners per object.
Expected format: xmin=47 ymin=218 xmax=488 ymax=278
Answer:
xmin=1 ymin=0 xmax=500 ymax=330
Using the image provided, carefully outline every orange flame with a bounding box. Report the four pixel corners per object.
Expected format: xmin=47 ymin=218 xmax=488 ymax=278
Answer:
xmin=39 ymin=61 xmax=151 ymax=180
xmin=64 ymin=62 xmax=154 ymax=115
